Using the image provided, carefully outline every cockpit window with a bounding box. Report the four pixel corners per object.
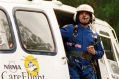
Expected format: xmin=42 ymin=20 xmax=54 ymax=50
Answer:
xmin=15 ymin=10 xmax=55 ymax=54
xmin=0 ymin=10 xmax=14 ymax=50
xmin=101 ymin=37 xmax=116 ymax=61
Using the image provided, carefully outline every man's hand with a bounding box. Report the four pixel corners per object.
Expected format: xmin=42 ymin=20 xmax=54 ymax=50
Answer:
xmin=87 ymin=45 xmax=96 ymax=55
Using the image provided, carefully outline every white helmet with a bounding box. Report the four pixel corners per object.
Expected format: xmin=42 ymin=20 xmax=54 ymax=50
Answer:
xmin=77 ymin=4 xmax=94 ymax=14
xmin=74 ymin=4 xmax=94 ymax=23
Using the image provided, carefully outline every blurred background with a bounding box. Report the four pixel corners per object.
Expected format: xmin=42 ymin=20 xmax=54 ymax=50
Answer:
xmin=59 ymin=0 xmax=119 ymax=40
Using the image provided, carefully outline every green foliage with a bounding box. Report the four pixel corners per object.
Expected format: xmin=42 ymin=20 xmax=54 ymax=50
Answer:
xmin=59 ymin=0 xmax=119 ymax=39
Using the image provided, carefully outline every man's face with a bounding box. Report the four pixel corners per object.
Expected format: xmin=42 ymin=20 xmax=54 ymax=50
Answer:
xmin=78 ymin=11 xmax=91 ymax=25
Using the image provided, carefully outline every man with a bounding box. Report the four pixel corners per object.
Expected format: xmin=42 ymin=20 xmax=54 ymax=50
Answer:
xmin=60 ymin=4 xmax=104 ymax=79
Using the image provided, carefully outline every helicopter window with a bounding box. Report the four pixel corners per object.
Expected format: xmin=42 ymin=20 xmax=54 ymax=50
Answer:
xmin=100 ymin=31 xmax=109 ymax=36
xmin=0 ymin=10 xmax=14 ymax=50
xmin=15 ymin=10 xmax=55 ymax=54
xmin=101 ymin=37 xmax=116 ymax=61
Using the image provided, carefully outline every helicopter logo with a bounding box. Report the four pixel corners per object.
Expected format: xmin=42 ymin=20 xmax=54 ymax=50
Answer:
xmin=24 ymin=55 xmax=40 ymax=77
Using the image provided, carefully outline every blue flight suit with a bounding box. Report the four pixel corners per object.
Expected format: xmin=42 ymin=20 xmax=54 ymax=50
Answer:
xmin=60 ymin=24 xmax=104 ymax=79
